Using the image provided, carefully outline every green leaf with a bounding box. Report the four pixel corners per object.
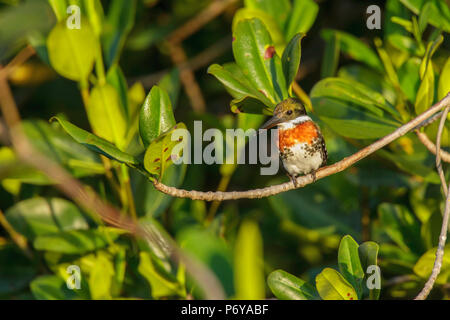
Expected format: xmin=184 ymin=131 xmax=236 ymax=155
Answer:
xmin=143 ymin=123 xmax=186 ymax=180
xmin=414 ymin=64 xmax=434 ymax=115
xmin=232 ymin=18 xmax=288 ymax=103
xmin=281 ymin=33 xmax=305 ymax=89
xmin=374 ymin=38 xmax=400 ymax=87
xmin=438 ymin=57 xmax=450 ymax=100
xmin=87 ymin=83 xmax=127 ymax=149
xmin=321 ymin=29 xmax=383 ymax=72
xmin=102 ymin=0 xmax=136 ymax=67
xmin=139 ymin=86 xmax=176 ymax=148
xmin=83 ymin=0 xmax=104 ymax=36
xmin=233 ymin=8 xmax=285 ymax=53
xmin=378 ymin=203 xmax=424 ymax=254
xmin=311 ymin=77 xmax=400 ymax=118
xmin=88 ymin=252 xmax=115 ymax=299
xmin=315 ymin=268 xmax=358 ymax=300
xmin=158 ymin=68 xmax=181 ymax=109
xmin=413 ymin=245 xmax=450 ymax=285
xmin=30 ymin=275 xmax=77 ymax=300
xmin=234 ymin=220 xmax=265 ymax=299
xmin=51 ymin=117 xmax=139 ymax=165
xmin=230 ymin=95 xmax=273 ymax=115
xmin=33 ymin=227 xmax=123 ymax=254
xmin=338 ymin=235 xmax=364 ymax=298
xmin=267 ymin=269 xmax=319 ymax=300
xmin=418 ymin=0 xmax=450 ymax=33
xmin=285 ymin=0 xmax=319 ymax=41
xmin=106 ymin=65 xmax=129 ymax=120
xmin=48 ymin=0 xmax=68 ymax=21
xmin=359 ymin=242 xmax=381 ymax=300
xmin=0 ymin=245 xmax=36 ymax=295
xmin=208 ymin=63 xmax=274 ymax=113
xmin=138 ymin=251 xmax=185 ymax=299
xmin=398 ymin=57 xmax=421 ymax=103
xmin=311 ymin=97 xmax=399 ymax=139
xmin=5 ymin=197 xmax=89 ymax=241
xmin=177 ymin=227 xmax=234 ymax=297
xmin=399 ymin=0 xmax=425 ymax=14
xmin=244 ymin=0 xmax=291 ymax=31
xmin=321 ymin=31 xmax=340 ymax=78
xmin=47 ymin=19 xmax=98 ymax=81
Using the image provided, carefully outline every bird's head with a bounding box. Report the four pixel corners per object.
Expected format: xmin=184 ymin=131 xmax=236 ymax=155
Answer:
xmin=260 ymin=98 xmax=306 ymax=129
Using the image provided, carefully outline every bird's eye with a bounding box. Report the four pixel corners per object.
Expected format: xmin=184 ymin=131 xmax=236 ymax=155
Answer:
xmin=287 ymin=110 xmax=293 ymax=115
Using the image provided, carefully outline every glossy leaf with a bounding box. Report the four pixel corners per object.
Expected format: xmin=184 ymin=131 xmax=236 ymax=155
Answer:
xmin=338 ymin=235 xmax=364 ymax=298
xmin=358 ymin=242 xmax=380 ymax=300
xmin=234 ymin=220 xmax=265 ymax=299
xmin=321 ymin=29 xmax=383 ymax=72
xmin=316 ymin=268 xmax=358 ymax=300
xmin=33 ymin=227 xmax=124 ymax=254
xmin=285 ymin=0 xmax=319 ymax=41
xmin=83 ymin=0 xmax=104 ymax=36
xmin=47 ymin=20 xmax=98 ymax=81
xmin=282 ymin=33 xmax=305 ymax=89
xmin=51 ymin=117 xmax=139 ymax=165
xmin=311 ymin=77 xmax=399 ymax=117
xmin=232 ymin=18 xmax=288 ymax=104
xmin=311 ymin=97 xmax=399 ymax=139
xmin=233 ymin=8 xmax=285 ymax=53
xmin=5 ymin=197 xmax=89 ymax=241
xmin=158 ymin=68 xmax=181 ymax=109
xmin=143 ymin=123 xmax=187 ymax=180
xmin=139 ymin=86 xmax=176 ymax=148
xmin=267 ymin=269 xmax=319 ymax=300
xmin=208 ymin=63 xmax=274 ymax=112
xmin=230 ymin=95 xmax=273 ymax=115
xmin=244 ymin=0 xmax=291 ymax=31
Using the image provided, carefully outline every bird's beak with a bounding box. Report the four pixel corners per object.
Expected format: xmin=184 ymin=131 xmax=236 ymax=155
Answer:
xmin=260 ymin=114 xmax=283 ymax=130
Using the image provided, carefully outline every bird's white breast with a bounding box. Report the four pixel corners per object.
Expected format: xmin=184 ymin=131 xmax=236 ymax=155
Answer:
xmin=280 ymin=142 xmax=324 ymax=176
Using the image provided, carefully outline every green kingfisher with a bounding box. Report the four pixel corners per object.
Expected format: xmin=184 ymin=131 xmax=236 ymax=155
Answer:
xmin=261 ymin=98 xmax=328 ymax=186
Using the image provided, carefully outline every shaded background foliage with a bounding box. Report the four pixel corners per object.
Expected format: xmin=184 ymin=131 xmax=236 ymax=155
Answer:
xmin=0 ymin=0 xmax=449 ymax=300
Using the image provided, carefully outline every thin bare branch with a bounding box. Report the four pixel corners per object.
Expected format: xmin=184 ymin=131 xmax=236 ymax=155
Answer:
xmin=153 ymin=93 xmax=450 ymax=201
xmin=415 ymin=106 xmax=450 ymax=300
xmin=416 ymin=130 xmax=450 ymax=163
xmin=168 ymin=0 xmax=238 ymax=45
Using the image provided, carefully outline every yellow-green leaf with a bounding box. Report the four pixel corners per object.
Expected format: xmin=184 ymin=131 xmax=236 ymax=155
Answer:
xmin=47 ymin=20 xmax=98 ymax=81
xmin=316 ymin=268 xmax=358 ymax=300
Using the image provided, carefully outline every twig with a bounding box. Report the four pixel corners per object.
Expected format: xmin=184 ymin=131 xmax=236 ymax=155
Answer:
xmin=415 ymin=130 xmax=450 ymax=163
xmin=153 ymin=93 xmax=450 ymax=201
xmin=136 ymin=36 xmax=231 ymax=88
xmin=415 ymin=107 xmax=450 ymax=300
xmin=0 ymin=45 xmax=35 ymax=80
xmin=168 ymin=0 xmax=238 ymax=45
xmin=168 ymin=43 xmax=206 ymax=113
xmin=0 ymin=209 xmax=33 ymax=259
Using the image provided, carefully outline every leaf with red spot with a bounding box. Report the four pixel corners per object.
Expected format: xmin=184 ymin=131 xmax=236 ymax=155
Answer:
xmin=143 ymin=123 xmax=187 ymax=180
xmin=315 ymin=268 xmax=358 ymax=300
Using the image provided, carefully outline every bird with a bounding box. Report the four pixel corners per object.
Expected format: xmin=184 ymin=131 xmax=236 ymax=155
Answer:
xmin=260 ymin=97 xmax=327 ymax=187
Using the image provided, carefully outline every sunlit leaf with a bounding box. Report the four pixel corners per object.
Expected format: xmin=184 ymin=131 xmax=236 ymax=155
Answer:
xmin=316 ymin=268 xmax=358 ymax=300
xmin=413 ymin=245 xmax=450 ymax=285
xmin=47 ymin=19 xmax=98 ymax=81
xmin=358 ymin=241 xmax=380 ymax=300
xmin=338 ymin=235 xmax=364 ymax=298
xmin=285 ymin=0 xmax=319 ymax=41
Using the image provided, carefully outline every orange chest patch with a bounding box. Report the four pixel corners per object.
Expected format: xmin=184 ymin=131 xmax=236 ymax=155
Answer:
xmin=279 ymin=121 xmax=318 ymax=149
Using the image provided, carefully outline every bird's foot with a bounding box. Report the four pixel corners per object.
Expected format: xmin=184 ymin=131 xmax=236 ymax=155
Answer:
xmin=289 ymin=174 xmax=300 ymax=188
xmin=310 ymin=170 xmax=317 ymax=183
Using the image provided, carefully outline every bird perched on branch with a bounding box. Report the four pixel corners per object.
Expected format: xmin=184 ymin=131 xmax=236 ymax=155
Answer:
xmin=261 ymin=98 xmax=328 ymax=187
